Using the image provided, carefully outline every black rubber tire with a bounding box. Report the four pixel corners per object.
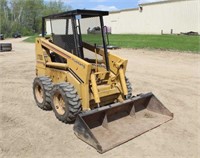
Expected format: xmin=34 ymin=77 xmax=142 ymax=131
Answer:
xmin=0 ymin=43 xmax=12 ymax=52
xmin=33 ymin=76 xmax=53 ymax=110
xmin=51 ymin=82 xmax=81 ymax=123
xmin=125 ymin=77 xmax=133 ymax=99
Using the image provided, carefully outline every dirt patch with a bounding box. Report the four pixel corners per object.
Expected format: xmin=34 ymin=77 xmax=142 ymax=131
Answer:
xmin=0 ymin=38 xmax=200 ymax=158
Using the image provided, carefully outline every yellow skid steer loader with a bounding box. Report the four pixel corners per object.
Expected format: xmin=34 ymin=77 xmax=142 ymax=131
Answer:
xmin=33 ymin=9 xmax=173 ymax=153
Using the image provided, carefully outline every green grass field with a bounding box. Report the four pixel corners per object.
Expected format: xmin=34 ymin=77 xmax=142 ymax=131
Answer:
xmin=24 ymin=35 xmax=39 ymax=43
xmin=24 ymin=34 xmax=200 ymax=53
xmin=107 ymin=34 xmax=199 ymax=52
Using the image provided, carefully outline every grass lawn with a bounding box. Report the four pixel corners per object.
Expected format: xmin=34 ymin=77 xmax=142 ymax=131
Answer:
xmin=24 ymin=35 xmax=39 ymax=43
xmin=24 ymin=34 xmax=200 ymax=53
xmin=107 ymin=34 xmax=199 ymax=53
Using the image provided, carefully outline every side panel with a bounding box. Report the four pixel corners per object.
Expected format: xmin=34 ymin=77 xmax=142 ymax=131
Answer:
xmin=45 ymin=68 xmax=91 ymax=110
xmin=45 ymin=68 xmax=82 ymax=97
xmin=38 ymin=67 xmax=90 ymax=111
xmin=35 ymin=38 xmax=92 ymax=110
xmin=35 ymin=38 xmax=46 ymax=76
xmin=40 ymin=38 xmax=92 ymax=84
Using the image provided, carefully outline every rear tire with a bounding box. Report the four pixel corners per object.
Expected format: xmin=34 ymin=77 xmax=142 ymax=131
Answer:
xmin=51 ymin=83 xmax=81 ymax=123
xmin=33 ymin=77 xmax=53 ymax=110
xmin=125 ymin=77 xmax=133 ymax=99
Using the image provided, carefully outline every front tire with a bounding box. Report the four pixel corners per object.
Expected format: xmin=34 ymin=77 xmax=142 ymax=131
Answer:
xmin=51 ymin=83 xmax=81 ymax=123
xmin=33 ymin=77 xmax=53 ymax=110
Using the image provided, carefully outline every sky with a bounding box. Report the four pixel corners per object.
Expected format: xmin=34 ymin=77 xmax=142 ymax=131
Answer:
xmin=50 ymin=0 xmax=165 ymax=11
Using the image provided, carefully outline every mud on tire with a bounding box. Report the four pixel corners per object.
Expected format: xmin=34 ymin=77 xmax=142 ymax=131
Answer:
xmin=51 ymin=82 xmax=81 ymax=123
xmin=33 ymin=76 xmax=53 ymax=110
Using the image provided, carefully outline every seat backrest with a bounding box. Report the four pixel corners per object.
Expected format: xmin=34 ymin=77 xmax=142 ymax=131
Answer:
xmin=52 ymin=34 xmax=76 ymax=54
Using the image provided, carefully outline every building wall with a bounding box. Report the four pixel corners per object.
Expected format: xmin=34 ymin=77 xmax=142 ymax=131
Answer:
xmin=104 ymin=0 xmax=199 ymax=34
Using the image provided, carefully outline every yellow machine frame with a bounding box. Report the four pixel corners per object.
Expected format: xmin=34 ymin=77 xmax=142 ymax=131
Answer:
xmin=35 ymin=37 xmax=128 ymax=111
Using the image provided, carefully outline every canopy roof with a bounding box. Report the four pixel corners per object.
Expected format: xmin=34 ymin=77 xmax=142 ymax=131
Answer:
xmin=43 ymin=9 xmax=109 ymax=19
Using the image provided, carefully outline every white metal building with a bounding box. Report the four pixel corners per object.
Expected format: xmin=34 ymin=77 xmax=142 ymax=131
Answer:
xmin=104 ymin=0 xmax=200 ymax=34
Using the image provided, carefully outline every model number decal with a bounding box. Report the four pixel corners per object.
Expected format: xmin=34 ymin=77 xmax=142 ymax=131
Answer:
xmin=72 ymin=58 xmax=85 ymax=69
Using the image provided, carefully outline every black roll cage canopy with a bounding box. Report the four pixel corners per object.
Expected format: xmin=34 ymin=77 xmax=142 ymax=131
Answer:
xmin=43 ymin=9 xmax=108 ymax=20
xmin=42 ymin=9 xmax=109 ymax=37
xmin=41 ymin=9 xmax=110 ymax=70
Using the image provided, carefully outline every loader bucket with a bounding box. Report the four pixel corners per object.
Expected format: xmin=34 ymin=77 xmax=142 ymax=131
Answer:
xmin=74 ymin=92 xmax=173 ymax=153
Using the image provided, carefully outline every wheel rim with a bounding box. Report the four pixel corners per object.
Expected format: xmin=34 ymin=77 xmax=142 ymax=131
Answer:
xmin=35 ymin=84 xmax=44 ymax=103
xmin=53 ymin=92 xmax=65 ymax=115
